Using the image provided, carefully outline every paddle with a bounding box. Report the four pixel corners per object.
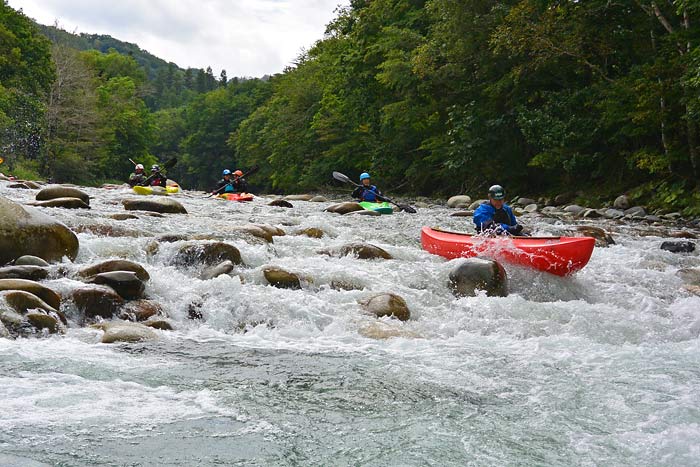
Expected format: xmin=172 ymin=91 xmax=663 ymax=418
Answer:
xmin=332 ymin=171 xmax=417 ymax=213
xmin=140 ymin=157 xmax=177 ymax=186
xmin=206 ymin=165 xmax=259 ymax=198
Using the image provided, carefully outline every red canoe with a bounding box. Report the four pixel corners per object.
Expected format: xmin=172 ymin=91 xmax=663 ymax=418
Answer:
xmin=217 ymin=193 xmax=254 ymax=202
xmin=421 ymin=227 xmax=595 ymax=276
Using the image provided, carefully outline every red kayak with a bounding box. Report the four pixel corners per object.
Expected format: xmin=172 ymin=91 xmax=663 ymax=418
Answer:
xmin=217 ymin=193 xmax=254 ymax=202
xmin=421 ymin=227 xmax=595 ymax=276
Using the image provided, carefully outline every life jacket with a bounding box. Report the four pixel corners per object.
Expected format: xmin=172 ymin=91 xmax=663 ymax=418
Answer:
xmin=360 ymin=185 xmax=379 ymax=202
xmin=150 ymin=175 xmax=166 ymax=187
xmin=492 ymin=207 xmax=512 ymax=225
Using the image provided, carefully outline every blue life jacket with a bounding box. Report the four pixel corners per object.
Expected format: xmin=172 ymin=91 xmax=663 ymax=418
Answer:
xmin=473 ymin=202 xmax=517 ymax=231
xmin=359 ymin=185 xmax=380 ymax=202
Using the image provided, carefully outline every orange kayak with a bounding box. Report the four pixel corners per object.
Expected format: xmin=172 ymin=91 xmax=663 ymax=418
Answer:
xmin=217 ymin=193 xmax=254 ymax=202
xmin=421 ymin=227 xmax=595 ymax=276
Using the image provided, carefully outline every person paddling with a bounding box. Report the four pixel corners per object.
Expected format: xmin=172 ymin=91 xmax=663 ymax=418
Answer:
xmin=146 ymin=164 xmax=168 ymax=187
xmin=351 ymin=172 xmax=383 ymax=202
xmin=473 ymin=184 xmax=524 ymax=235
xmin=213 ymin=169 xmax=241 ymax=194
xmin=231 ymin=170 xmax=249 ymax=192
xmin=128 ymin=164 xmax=146 ymax=187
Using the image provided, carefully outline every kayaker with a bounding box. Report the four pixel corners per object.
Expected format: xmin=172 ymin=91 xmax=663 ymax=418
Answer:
xmin=213 ymin=169 xmax=235 ymax=194
xmin=231 ymin=170 xmax=249 ymax=193
xmin=351 ymin=172 xmax=383 ymax=202
xmin=146 ymin=164 xmax=168 ymax=187
xmin=473 ymin=185 xmax=524 ymax=235
xmin=128 ymin=164 xmax=146 ymax=187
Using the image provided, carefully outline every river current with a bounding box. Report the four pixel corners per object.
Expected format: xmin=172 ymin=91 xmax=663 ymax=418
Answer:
xmin=1 ymin=184 xmax=699 ymax=466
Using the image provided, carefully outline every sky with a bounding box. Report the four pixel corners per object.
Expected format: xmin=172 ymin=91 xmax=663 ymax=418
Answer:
xmin=8 ymin=0 xmax=347 ymax=77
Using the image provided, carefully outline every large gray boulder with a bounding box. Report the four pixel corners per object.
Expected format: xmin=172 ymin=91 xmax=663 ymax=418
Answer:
xmin=447 ymin=195 xmax=472 ymax=208
xmin=448 ymin=258 xmax=508 ymax=297
xmin=0 ymin=196 xmax=79 ymax=264
xmin=325 ymin=202 xmax=364 ymax=215
xmin=36 ymin=185 xmax=90 ymax=205
xmin=78 ymin=259 xmax=150 ymax=281
xmin=122 ymin=197 xmax=187 ymax=214
xmin=29 ymin=197 xmax=90 ymax=209
xmin=613 ymin=195 xmax=630 ymax=210
xmin=0 ymin=279 xmax=61 ymax=310
xmin=86 ymin=271 xmax=145 ymax=300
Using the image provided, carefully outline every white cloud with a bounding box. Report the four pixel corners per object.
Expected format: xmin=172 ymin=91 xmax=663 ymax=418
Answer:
xmin=8 ymin=0 xmax=347 ymax=77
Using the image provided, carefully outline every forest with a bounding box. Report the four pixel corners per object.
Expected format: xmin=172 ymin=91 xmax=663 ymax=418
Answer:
xmin=1 ymin=0 xmax=699 ymax=212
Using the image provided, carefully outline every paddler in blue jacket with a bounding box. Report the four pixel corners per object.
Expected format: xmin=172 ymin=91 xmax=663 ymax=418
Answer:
xmin=351 ymin=172 xmax=383 ymax=202
xmin=473 ymin=184 xmax=524 ymax=235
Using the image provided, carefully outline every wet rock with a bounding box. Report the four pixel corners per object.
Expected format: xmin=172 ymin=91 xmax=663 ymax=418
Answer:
xmin=119 ymin=300 xmax=164 ymax=322
xmin=263 ymin=267 xmax=302 ymax=290
xmin=143 ymin=319 xmax=174 ymax=331
xmin=26 ymin=311 xmax=60 ymax=333
xmin=86 ymin=271 xmax=145 ymax=300
xmin=268 ymin=199 xmax=293 ymax=208
xmin=157 ymin=234 xmax=189 ymax=243
xmin=450 ymin=211 xmax=474 ymax=217
xmin=563 ymin=205 xmax=585 ymax=216
xmin=346 ymin=209 xmax=381 ymax=216
xmin=110 ymin=213 xmax=139 ymax=220
xmin=677 ymin=268 xmax=700 ymax=286
xmin=230 ymin=225 xmax=274 ymax=242
xmin=324 ymin=202 xmax=364 ymax=215
xmin=1 ymin=290 xmax=57 ymax=314
xmin=8 ymin=183 xmax=30 ymax=189
xmin=252 ymin=224 xmax=285 ymax=238
xmin=359 ymin=293 xmax=411 ymax=321
xmin=330 ymin=280 xmax=363 ymax=291
xmin=95 ymin=321 xmax=158 ymax=344
xmin=122 ymin=197 xmax=187 ymax=214
xmin=71 ymin=285 xmax=124 ymax=320
xmin=0 ymin=196 xmax=79 ymax=264
xmin=297 ymin=227 xmax=325 ymax=238
xmin=447 ymin=195 xmax=472 ymax=208
xmin=517 ymin=197 xmax=537 ymax=206
xmin=14 ymin=255 xmax=49 ymax=267
xmin=660 ymin=241 xmax=696 ymax=253
xmin=613 ymin=195 xmax=630 ymax=210
xmin=24 ymin=181 xmax=42 ymax=189
xmin=604 ymin=208 xmax=625 ymax=219
xmin=574 ymin=226 xmax=615 ymax=247
xmin=359 ymin=322 xmax=420 ymax=340
xmin=78 ymin=259 xmax=150 ymax=282
xmin=553 ymin=193 xmax=574 ymax=206
xmin=0 ymin=266 xmax=48 ymax=281
xmin=624 ymin=206 xmax=646 ymax=217
xmin=524 ymin=204 xmax=538 ymax=213
xmin=334 ymin=242 xmax=392 ymax=260
xmin=468 ymin=200 xmax=488 ymax=211
xmin=310 ymin=195 xmax=328 ymax=202
xmin=0 ymin=279 xmax=61 ymax=310
xmin=187 ymin=299 xmax=203 ymax=320
xmin=200 ymin=260 xmax=234 ymax=280
xmin=36 ymin=185 xmax=90 ymax=205
xmin=670 ymin=231 xmax=698 ymax=239
xmin=174 ymin=242 xmax=243 ymax=266
xmin=283 ymin=194 xmax=314 ymax=201
xmin=29 ymin=197 xmax=90 ymax=209
xmin=71 ymin=223 xmax=145 ymax=238
xmin=686 ymin=285 xmax=700 ymax=296
xmin=448 ymin=258 xmax=508 ymax=297
xmin=0 ymin=320 xmax=9 ymax=338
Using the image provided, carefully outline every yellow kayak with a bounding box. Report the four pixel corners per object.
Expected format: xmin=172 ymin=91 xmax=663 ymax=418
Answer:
xmin=132 ymin=185 xmax=180 ymax=196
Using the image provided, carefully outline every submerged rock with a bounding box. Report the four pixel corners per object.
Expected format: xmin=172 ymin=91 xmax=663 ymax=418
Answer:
xmin=677 ymin=268 xmax=700 ymax=286
xmin=448 ymin=258 xmax=508 ymax=297
xmin=78 ymin=259 xmax=150 ymax=282
xmin=624 ymin=206 xmax=646 ymax=217
xmin=122 ymin=197 xmax=187 ymax=214
xmin=337 ymin=243 xmax=392 ymax=260
xmin=174 ymin=242 xmax=243 ymax=266
xmin=36 ymin=185 xmax=90 ymax=205
xmin=86 ymin=271 xmax=145 ymax=300
xmin=574 ymin=226 xmax=615 ymax=248
xmin=268 ymin=199 xmax=293 ymax=208
xmin=119 ymin=300 xmax=164 ymax=322
xmin=26 ymin=311 xmax=60 ymax=334
xmin=324 ymin=202 xmax=364 ymax=215
xmin=14 ymin=255 xmax=50 ymax=267
xmin=263 ymin=267 xmax=303 ymax=290
xmin=0 ymin=279 xmax=61 ymax=310
xmin=359 ymin=322 xmax=420 ymax=340
xmin=109 ymin=213 xmax=139 ymax=220
xmin=71 ymin=285 xmax=125 ymax=320
xmin=283 ymin=194 xmax=314 ymax=201
xmin=0 ymin=196 xmax=79 ymax=264
xmin=95 ymin=321 xmax=158 ymax=344
xmin=359 ymin=293 xmax=411 ymax=321
xmin=29 ymin=197 xmax=90 ymax=209
xmin=661 ymin=241 xmax=696 ymax=253
xmin=297 ymin=227 xmax=326 ymax=238
xmin=200 ymin=260 xmax=234 ymax=280
xmin=0 ymin=266 xmax=48 ymax=281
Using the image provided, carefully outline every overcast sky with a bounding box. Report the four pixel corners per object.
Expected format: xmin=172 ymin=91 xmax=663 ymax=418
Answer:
xmin=9 ymin=0 xmax=347 ymax=77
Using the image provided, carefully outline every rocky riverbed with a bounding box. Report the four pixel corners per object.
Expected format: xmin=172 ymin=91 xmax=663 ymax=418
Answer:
xmin=1 ymin=180 xmax=699 ymax=466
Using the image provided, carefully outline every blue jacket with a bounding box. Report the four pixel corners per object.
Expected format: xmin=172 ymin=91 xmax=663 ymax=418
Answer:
xmin=352 ymin=185 xmax=382 ymax=202
xmin=473 ymin=202 xmax=517 ymax=231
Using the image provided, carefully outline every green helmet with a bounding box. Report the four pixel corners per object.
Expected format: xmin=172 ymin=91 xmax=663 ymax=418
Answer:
xmin=488 ymin=184 xmax=505 ymax=200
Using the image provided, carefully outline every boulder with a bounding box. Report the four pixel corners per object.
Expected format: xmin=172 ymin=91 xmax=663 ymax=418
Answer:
xmin=613 ymin=195 xmax=630 ymax=210
xmin=468 ymin=200 xmax=488 ymax=211
xmin=574 ymin=226 xmax=615 ymax=247
xmin=23 ymin=181 xmax=42 ymax=189
xmin=1 ymin=290 xmax=57 ymax=314
xmin=268 ymin=199 xmax=293 ymax=208
xmin=122 ymin=198 xmax=187 ymax=214
xmin=553 ymin=193 xmax=574 ymax=206
xmin=517 ymin=198 xmax=537 ymax=206
xmin=359 ymin=293 xmax=411 ymax=321
xmin=283 ymin=194 xmax=314 ymax=201
xmin=447 ymin=195 xmax=472 ymax=208
xmin=604 ymin=209 xmax=625 ymax=219
xmin=119 ymin=300 xmax=164 ymax=322
xmin=0 ymin=196 xmax=79 ymax=264
xmin=563 ymin=205 xmax=585 ymax=216
xmin=336 ymin=242 xmax=392 ymax=260
xmin=71 ymin=285 xmax=124 ymax=320
xmin=297 ymin=227 xmax=325 ymax=238
xmin=524 ymin=204 xmax=539 ymax=213
xmin=173 ymin=242 xmax=243 ymax=266
xmin=0 ymin=266 xmax=48 ymax=281
xmin=14 ymin=255 xmax=49 ymax=267
xmin=0 ymin=320 xmax=9 ymax=338
xmin=263 ymin=267 xmax=302 ymax=289
xmin=26 ymin=311 xmax=60 ymax=334
xmin=252 ymin=224 xmax=285 ymax=238
xmin=582 ymin=209 xmax=604 ymax=219
xmin=324 ymin=202 xmax=364 ymax=215
xmin=86 ymin=271 xmax=145 ymax=300
xmin=29 ymin=197 xmax=90 ymax=209
xmin=230 ymin=225 xmax=273 ymax=243
xmin=78 ymin=259 xmax=150 ymax=282
xmin=109 ymin=213 xmax=139 ymax=220
xmin=310 ymin=196 xmax=329 ymax=202
xmin=8 ymin=183 xmax=30 ymax=189
xmin=95 ymin=321 xmax=158 ymax=344
xmin=143 ymin=319 xmax=174 ymax=331
xmin=0 ymin=279 xmax=61 ymax=310
xmin=448 ymin=258 xmax=508 ymax=297
xmin=36 ymin=185 xmax=90 ymax=205
xmin=346 ymin=209 xmax=381 ymax=216
xmin=200 ymin=260 xmax=235 ymax=280
xmin=624 ymin=206 xmax=646 ymax=217
xmin=661 ymin=241 xmax=696 ymax=253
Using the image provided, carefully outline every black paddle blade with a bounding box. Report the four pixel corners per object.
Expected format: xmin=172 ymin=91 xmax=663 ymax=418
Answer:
xmin=399 ymin=204 xmax=417 ymax=214
xmin=332 ymin=171 xmax=352 ymax=184
xmin=163 ymin=157 xmax=177 ymax=170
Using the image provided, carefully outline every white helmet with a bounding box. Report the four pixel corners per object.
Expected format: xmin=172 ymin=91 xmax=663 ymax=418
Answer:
xmin=135 ymin=164 xmax=144 ymax=170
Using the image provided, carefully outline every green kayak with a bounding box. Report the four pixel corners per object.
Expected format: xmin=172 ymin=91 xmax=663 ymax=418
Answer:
xmin=359 ymin=201 xmax=393 ymax=214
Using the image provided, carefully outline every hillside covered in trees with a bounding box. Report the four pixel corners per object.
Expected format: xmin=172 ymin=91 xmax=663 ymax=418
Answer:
xmin=1 ymin=0 xmax=699 ymax=213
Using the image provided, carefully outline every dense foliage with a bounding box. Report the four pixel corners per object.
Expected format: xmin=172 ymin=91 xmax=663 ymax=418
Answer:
xmin=2 ymin=0 xmax=699 ymax=212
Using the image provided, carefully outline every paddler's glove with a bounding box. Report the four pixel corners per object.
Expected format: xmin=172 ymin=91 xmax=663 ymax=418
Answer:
xmin=506 ymin=224 xmax=523 ymax=235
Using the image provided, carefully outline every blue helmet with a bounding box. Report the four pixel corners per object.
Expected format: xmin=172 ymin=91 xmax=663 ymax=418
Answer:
xmin=222 ymin=169 xmax=232 ymax=176
xmin=359 ymin=172 xmax=371 ymax=181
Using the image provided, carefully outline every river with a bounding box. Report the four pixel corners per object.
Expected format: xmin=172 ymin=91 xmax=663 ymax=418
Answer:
xmin=1 ymin=184 xmax=699 ymax=466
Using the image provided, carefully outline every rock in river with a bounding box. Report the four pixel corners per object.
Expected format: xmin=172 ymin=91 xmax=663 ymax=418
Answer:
xmin=359 ymin=293 xmax=411 ymax=321
xmin=661 ymin=241 xmax=696 ymax=253
xmin=71 ymin=285 xmax=125 ymax=320
xmin=0 ymin=279 xmax=61 ymax=310
xmin=29 ymin=197 xmax=90 ymax=209
xmin=268 ymin=199 xmax=293 ymax=208
xmin=95 ymin=321 xmax=158 ymax=344
xmin=174 ymin=242 xmax=243 ymax=266
xmin=448 ymin=258 xmax=508 ymax=297
xmin=86 ymin=271 xmax=145 ymax=300
xmin=263 ymin=267 xmax=303 ymax=290
xmin=324 ymin=202 xmax=364 ymax=215
xmin=0 ymin=266 xmax=48 ymax=281
xmin=338 ymin=243 xmax=392 ymax=260
xmin=78 ymin=259 xmax=150 ymax=281
xmin=122 ymin=197 xmax=187 ymax=214
xmin=14 ymin=255 xmax=50 ymax=267
xmin=36 ymin=185 xmax=90 ymax=205
xmin=0 ymin=196 xmax=79 ymax=264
